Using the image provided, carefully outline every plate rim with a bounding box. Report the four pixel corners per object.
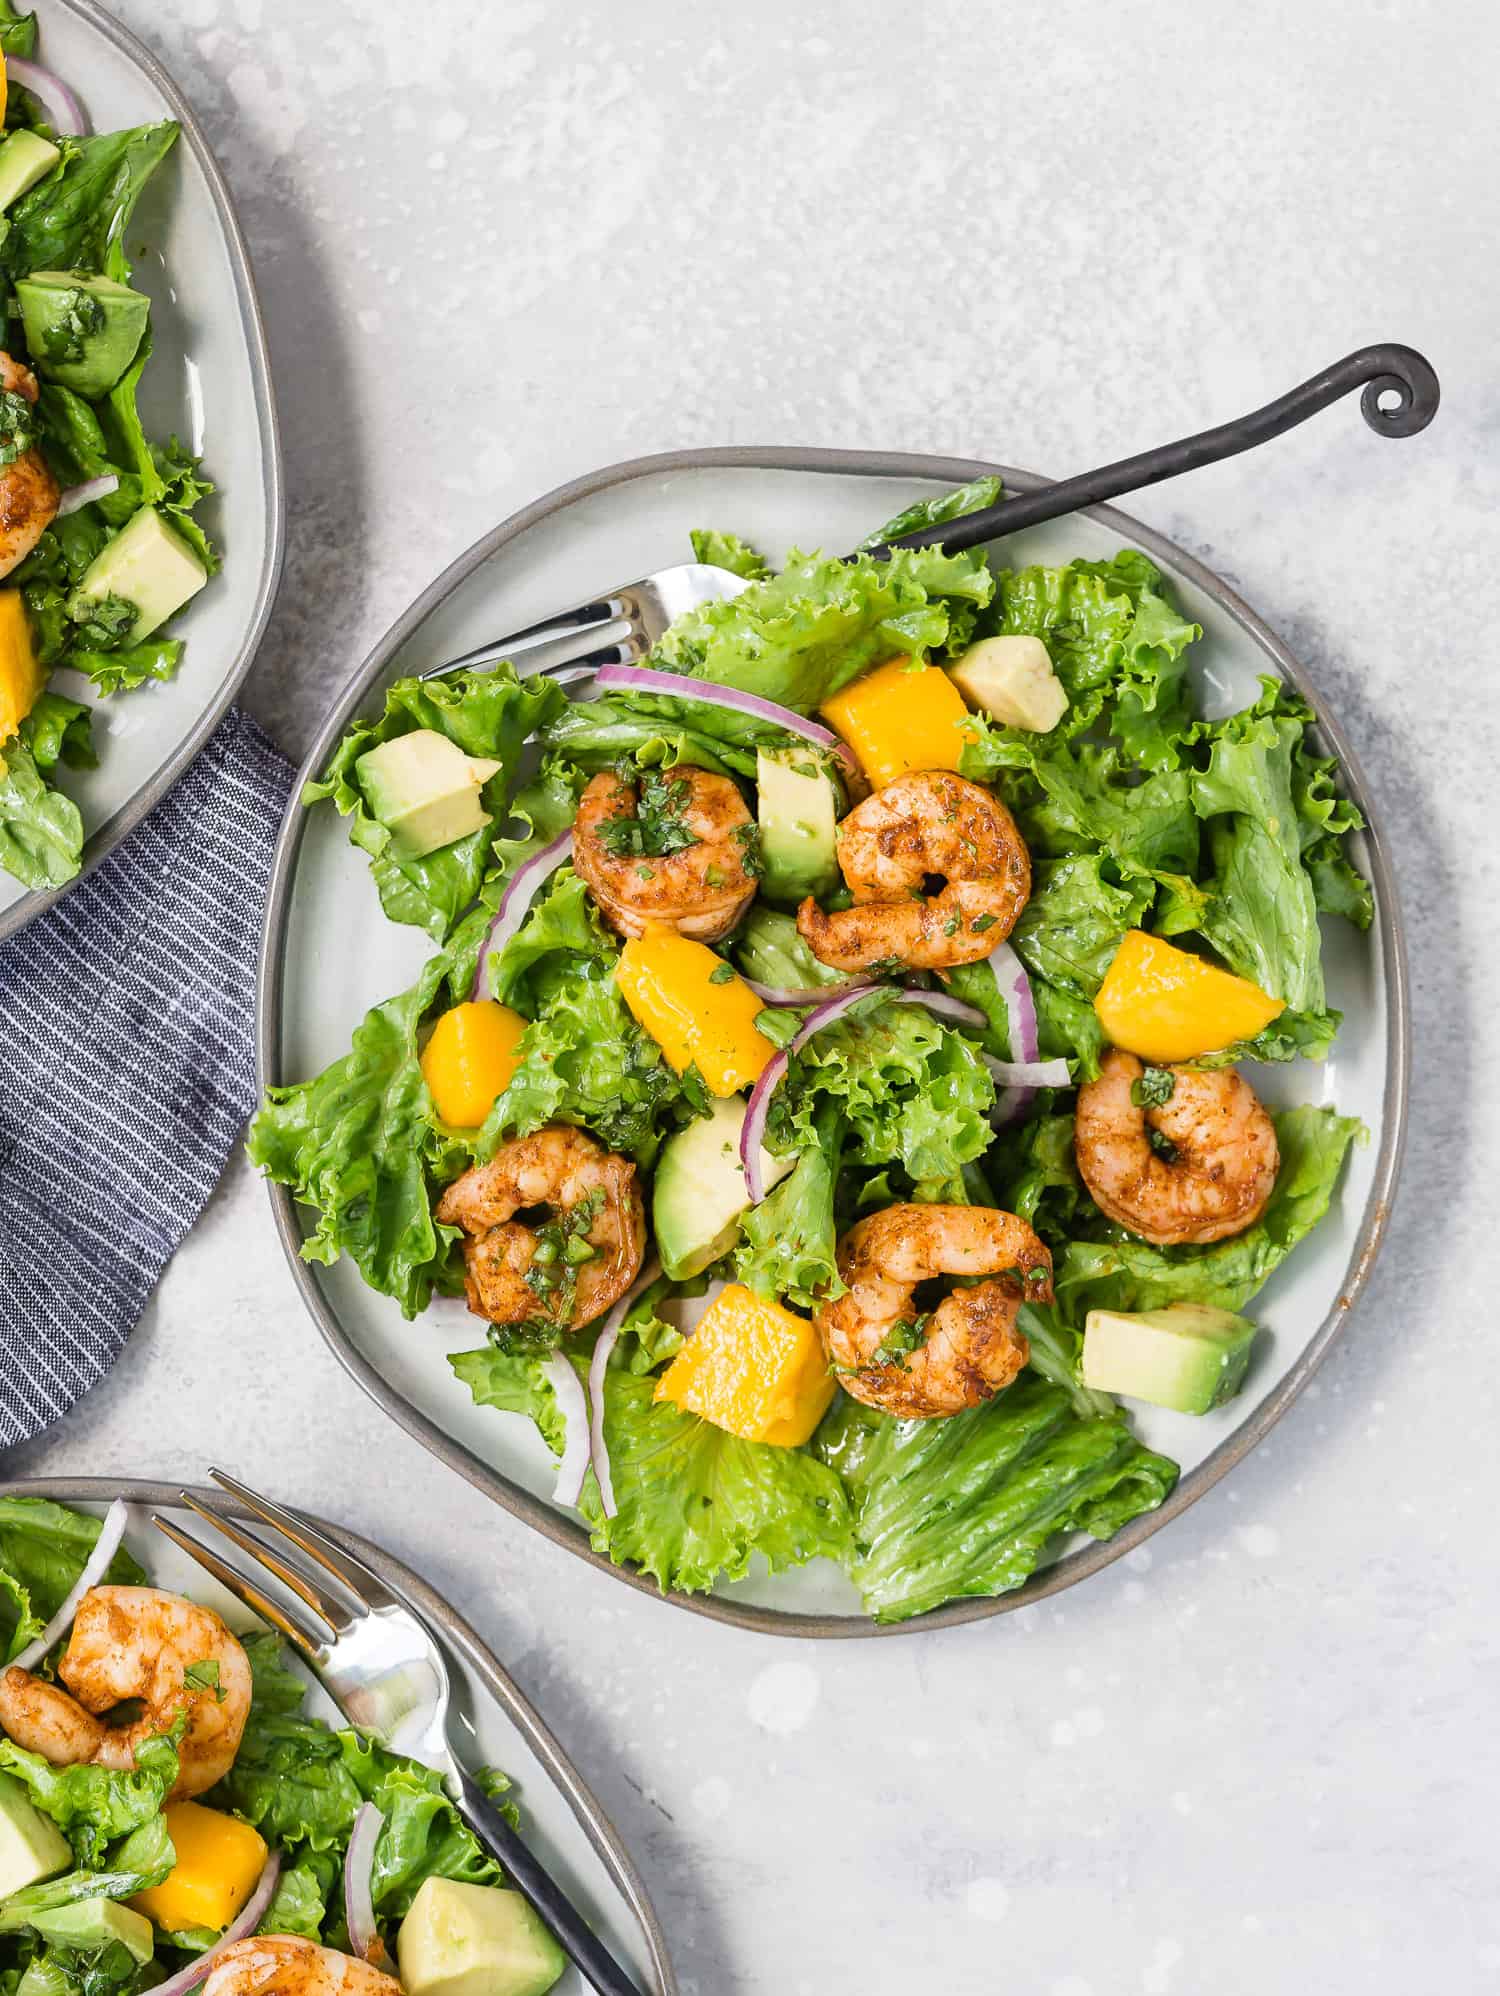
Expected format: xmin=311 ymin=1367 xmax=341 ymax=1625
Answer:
xmin=0 ymin=0 xmax=287 ymax=944
xmin=256 ymin=444 xmax=1410 ymax=1639
xmin=0 ymin=1474 xmax=678 ymax=1995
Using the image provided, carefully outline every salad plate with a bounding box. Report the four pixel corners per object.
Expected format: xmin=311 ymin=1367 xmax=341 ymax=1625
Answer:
xmin=257 ymin=447 xmax=1407 ymax=1637
xmin=0 ymin=1478 xmax=676 ymax=1994
xmin=0 ymin=0 xmax=283 ymax=940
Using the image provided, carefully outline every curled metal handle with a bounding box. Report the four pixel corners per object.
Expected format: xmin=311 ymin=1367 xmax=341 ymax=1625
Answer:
xmin=869 ymin=343 xmax=1441 ymax=558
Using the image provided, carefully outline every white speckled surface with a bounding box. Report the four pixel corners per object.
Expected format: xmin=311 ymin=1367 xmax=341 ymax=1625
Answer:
xmin=11 ymin=1 xmax=1499 ymax=1989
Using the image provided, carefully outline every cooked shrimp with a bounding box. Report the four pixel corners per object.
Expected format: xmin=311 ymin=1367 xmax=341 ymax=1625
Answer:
xmin=436 ymin=1123 xmax=645 ymax=1334
xmin=0 ymin=1586 xmax=252 ymax=1799
xmin=1074 ymin=1049 xmax=1279 ymax=1246
xmin=573 ymin=766 xmax=759 ymax=941
xmin=202 ymin=1939 xmax=402 ymax=1996
xmin=0 ymin=350 xmax=58 ymax=578
xmin=797 ymin=770 xmax=1030 ymax=973
xmin=816 ymin=1203 xmax=1052 ymax=1419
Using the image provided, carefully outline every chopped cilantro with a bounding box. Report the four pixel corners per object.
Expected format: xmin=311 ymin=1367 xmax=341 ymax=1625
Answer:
xmin=708 ymin=960 xmax=736 ymax=985
xmin=596 ymin=765 xmax=700 ymax=860
xmin=1131 ymin=1065 xmax=1177 ymax=1108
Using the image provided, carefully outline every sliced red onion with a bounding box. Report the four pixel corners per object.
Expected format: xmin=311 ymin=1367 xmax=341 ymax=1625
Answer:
xmin=11 ymin=1498 xmax=127 ymax=1670
xmin=988 ymin=938 xmax=1040 ymax=1062
xmin=56 ymin=475 xmax=119 ymax=518
xmin=150 ymin=1853 xmax=281 ymax=1996
xmin=980 ymin=1053 xmax=1071 ymax=1088
xmin=7 ymin=58 xmax=88 ymax=137
xmin=539 ymin=1351 xmax=592 ymax=1509
xmin=593 ymin=663 xmax=857 ymax=773
xmin=743 ymin=979 xmax=848 ymax=1007
xmin=738 ymin=987 xmax=990 ymax=1200
xmin=472 ymin=830 xmax=571 ymax=1001
xmin=654 ymin=1280 xmax=727 ymax=1341
xmin=990 ymin=1086 xmax=1037 ymax=1129
xmin=586 ymin=1258 xmax=661 ymax=1520
xmin=343 ymin=1802 xmax=391 ymax=1971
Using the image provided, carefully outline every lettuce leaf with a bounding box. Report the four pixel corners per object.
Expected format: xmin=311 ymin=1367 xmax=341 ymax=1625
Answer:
xmin=857 ymin=475 xmax=1003 ymax=551
xmin=729 ymin=906 xmax=852 ymax=994
xmin=0 ymin=1497 xmax=145 ymax=1664
xmin=652 ymin=544 xmax=993 ymax=713
xmin=735 ymin=1104 xmax=842 ymax=1308
xmin=305 ymin=667 xmax=566 ymax=940
xmin=3 ymin=124 xmax=178 ymax=280
xmin=0 ymin=1821 xmax=175 ymax=1929
xmin=0 ymin=3 xmax=37 ymax=59
xmin=246 ymin=918 xmax=483 ymax=1316
xmin=0 ymin=733 xmax=84 ymax=890
xmin=815 ymin=1376 xmax=1177 ymax=1622
xmin=0 ymin=1725 xmax=183 ymax=1864
xmin=688 ymin=528 xmax=770 ymax=580
xmin=1055 ymin=1105 xmax=1360 ymax=1319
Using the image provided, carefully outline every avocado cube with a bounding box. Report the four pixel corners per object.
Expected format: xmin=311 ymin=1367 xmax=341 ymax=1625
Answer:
xmin=355 ymin=729 xmax=503 ymax=859
xmin=0 ymin=1772 xmax=71 ymax=1899
xmin=0 ymin=130 xmax=59 ymax=213
xmin=74 ymin=506 xmax=208 ymax=643
xmin=756 ymin=745 xmax=840 ymax=904
xmin=1081 ymin=1302 xmax=1258 ymax=1414
xmin=398 ymin=1877 xmax=565 ymax=1996
xmin=16 ymin=270 xmax=151 ymax=397
xmin=31 ymin=1898 xmax=155 ymax=1965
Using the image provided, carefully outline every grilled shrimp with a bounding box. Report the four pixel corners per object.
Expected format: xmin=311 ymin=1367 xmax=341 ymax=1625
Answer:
xmin=797 ymin=770 xmax=1030 ymax=973
xmin=436 ymin=1123 xmax=645 ymax=1333
xmin=0 ymin=1586 xmax=252 ymax=1799
xmin=573 ymin=765 xmax=759 ymax=941
xmin=202 ymin=1939 xmax=402 ymax=1996
xmin=816 ymin=1203 xmax=1052 ymax=1419
xmin=0 ymin=350 xmax=58 ymax=578
xmin=1074 ymin=1049 xmax=1279 ymax=1246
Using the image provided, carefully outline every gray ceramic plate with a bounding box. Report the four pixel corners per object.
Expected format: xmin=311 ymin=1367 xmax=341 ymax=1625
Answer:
xmin=0 ymin=1478 xmax=676 ymax=1994
xmin=258 ymin=448 xmax=1408 ymax=1638
xmin=0 ymin=0 xmax=284 ymax=942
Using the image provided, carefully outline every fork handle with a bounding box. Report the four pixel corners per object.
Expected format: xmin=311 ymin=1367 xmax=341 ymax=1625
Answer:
xmin=453 ymin=1768 xmax=649 ymax=1996
xmin=864 ymin=342 xmax=1439 ymax=560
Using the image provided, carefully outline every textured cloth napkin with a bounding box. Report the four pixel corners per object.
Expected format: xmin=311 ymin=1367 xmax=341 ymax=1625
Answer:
xmin=0 ymin=708 xmax=293 ymax=1446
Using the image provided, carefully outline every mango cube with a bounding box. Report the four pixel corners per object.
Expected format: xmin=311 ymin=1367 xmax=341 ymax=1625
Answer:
xmin=654 ymin=1283 xmax=835 ymax=1446
xmin=0 ymin=592 xmax=43 ymax=747
xmin=1094 ymin=929 xmax=1284 ymax=1062
xmin=819 ymin=655 xmax=974 ymax=788
xmin=615 ymin=925 xmax=775 ymax=1096
xmin=421 ymin=1000 xmax=527 ymax=1128
xmin=131 ymin=1802 xmax=268 ymax=1935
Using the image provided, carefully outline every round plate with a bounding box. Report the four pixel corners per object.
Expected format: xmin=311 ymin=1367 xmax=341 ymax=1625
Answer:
xmin=0 ymin=1478 xmax=676 ymax=1996
xmin=0 ymin=0 xmax=284 ymax=942
xmin=258 ymin=448 xmax=1408 ymax=1637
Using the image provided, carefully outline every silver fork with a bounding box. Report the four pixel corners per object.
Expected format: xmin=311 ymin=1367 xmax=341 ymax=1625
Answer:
xmin=153 ymin=1470 xmax=647 ymax=1996
xmin=417 ymin=345 xmax=1436 ymax=688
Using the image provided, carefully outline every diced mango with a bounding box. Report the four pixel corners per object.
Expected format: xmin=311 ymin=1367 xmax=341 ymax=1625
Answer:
xmin=1094 ymin=929 xmax=1284 ymax=1062
xmin=0 ymin=592 xmax=43 ymax=747
xmin=420 ymin=1000 xmax=527 ymax=1128
xmin=130 ymin=1803 xmax=267 ymax=1935
xmin=0 ymin=55 xmax=8 ymax=132
xmin=819 ymin=655 xmax=975 ymax=789
xmin=654 ymin=1283 xmax=835 ymax=1445
xmin=615 ymin=925 xmax=775 ymax=1096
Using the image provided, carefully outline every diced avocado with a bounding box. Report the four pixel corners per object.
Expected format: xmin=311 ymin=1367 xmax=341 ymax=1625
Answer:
xmin=355 ymin=729 xmax=503 ymax=860
xmin=16 ymin=1955 xmax=72 ymax=1996
xmin=16 ymin=270 xmax=151 ymax=397
xmin=652 ymin=1093 xmax=793 ymax=1280
xmin=1081 ymin=1302 xmax=1258 ymax=1414
xmin=948 ymin=633 xmax=1068 ymax=733
xmin=30 ymin=1899 xmax=155 ymax=1965
xmin=0 ymin=1772 xmax=72 ymax=1899
xmin=74 ymin=507 xmax=208 ymax=643
xmin=0 ymin=131 xmax=60 ymax=213
xmin=756 ymin=745 xmax=840 ymax=904
xmin=398 ymin=1877 xmax=565 ymax=1996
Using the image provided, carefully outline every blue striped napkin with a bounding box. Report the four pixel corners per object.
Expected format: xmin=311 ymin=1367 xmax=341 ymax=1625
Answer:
xmin=0 ymin=708 xmax=292 ymax=1446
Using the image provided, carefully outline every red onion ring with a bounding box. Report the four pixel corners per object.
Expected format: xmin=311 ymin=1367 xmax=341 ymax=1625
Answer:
xmin=593 ymin=662 xmax=857 ymax=774
xmin=56 ymin=475 xmax=119 ymax=518
xmin=738 ymin=987 xmax=987 ymax=1201
xmin=150 ymin=1854 xmax=281 ymax=1996
xmin=6 ymin=57 xmax=88 ymax=137
xmin=979 ymin=1053 xmax=1071 ymax=1088
xmin=471 ymin=830 xmax=571 ymax=1001
xmin=539 ymin=1351 xmax=592 ymax=1509
xmin=585 ymin=1258 xmax=660 ymax=1520
xmin=11 ymin=1499 xmax=127 ymax=1670
xmin=343 ymin=1802 xmax=392 ymax=1971
xmin=987 ymin=938 xmax=1039 ymax=1061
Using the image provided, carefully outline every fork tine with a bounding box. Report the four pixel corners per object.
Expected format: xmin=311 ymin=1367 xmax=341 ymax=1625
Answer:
xmin=209 ymin=1470 xmax=396 ymax=1613
xmin=177 ymin=1494 xmax=350 ymax=1637
xmin=151 ymin=1514 xmax=325 ymax=1661
xmin=420 ymin=603 xmax=630 ymax=681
